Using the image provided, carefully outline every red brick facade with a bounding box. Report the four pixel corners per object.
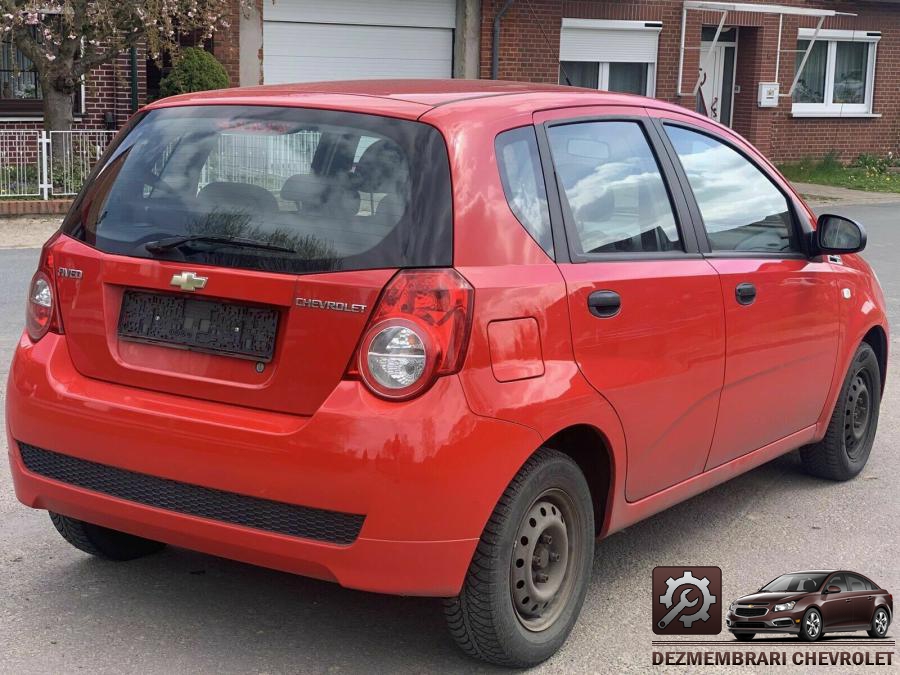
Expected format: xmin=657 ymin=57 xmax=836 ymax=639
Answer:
xmin=484 ymin=0 xmax=900 ymax=163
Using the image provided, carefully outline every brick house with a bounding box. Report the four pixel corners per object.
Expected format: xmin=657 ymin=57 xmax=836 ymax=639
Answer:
xmin=3 ymin=1 xmax=898 ymax=164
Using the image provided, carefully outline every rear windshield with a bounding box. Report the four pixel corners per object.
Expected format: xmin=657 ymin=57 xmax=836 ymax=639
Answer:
xmin=62 ymin=105 xmax=452 ymax=274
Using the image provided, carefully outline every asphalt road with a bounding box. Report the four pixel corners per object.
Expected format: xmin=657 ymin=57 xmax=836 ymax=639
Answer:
xmin=1 ymin=204 xmax=898 ymax=674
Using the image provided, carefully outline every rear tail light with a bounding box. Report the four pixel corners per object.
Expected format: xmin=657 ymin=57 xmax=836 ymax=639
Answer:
xmin=25 ymin=235 xmax=63 ymax=342
xmin=350 ymin=269 xmax=474 ymax=400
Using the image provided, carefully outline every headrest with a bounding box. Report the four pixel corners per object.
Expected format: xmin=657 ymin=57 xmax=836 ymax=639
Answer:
xmin=197 ymin=181 xmax=278 ymax=214
xmin=281 ymin=173 xmax=359 ymax=220
xmin=353 ymin=139 xmax=407 ymax=193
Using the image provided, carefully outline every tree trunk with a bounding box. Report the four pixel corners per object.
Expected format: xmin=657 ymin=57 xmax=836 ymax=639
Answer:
xmin=42 ymin=78 xmax=76 ymax=133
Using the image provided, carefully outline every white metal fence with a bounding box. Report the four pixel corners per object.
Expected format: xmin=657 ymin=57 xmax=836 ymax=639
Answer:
xmin=0 ymin=130 xmax=115 ymax=200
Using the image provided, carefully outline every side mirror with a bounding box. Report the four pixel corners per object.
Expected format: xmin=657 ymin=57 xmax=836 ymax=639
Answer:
xmin=825 ymin=585 xmax=842 ymax=594
xmin=816 ymin=214 xmax=867 ymax=254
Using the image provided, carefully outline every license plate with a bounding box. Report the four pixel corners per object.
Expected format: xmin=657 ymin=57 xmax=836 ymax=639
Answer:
xmin=118 ymin=290 xmax=279 ymax=361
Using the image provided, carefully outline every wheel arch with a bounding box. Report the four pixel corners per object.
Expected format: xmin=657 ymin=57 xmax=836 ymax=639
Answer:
xmin=862 ymin=325 xmax=888 ymax=393
xmin=542 ymin=424 xmax=613 ymax=536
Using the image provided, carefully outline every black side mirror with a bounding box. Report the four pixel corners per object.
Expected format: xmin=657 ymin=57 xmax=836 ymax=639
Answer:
xmin=825 ymin=585 xmax=842 ymax=594
xmin=816 ymin=214 xmax=867 ymax=254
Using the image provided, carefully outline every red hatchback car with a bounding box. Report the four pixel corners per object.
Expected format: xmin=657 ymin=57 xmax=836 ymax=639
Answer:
xmin=6 ymin=80 xmax=887 ymax=666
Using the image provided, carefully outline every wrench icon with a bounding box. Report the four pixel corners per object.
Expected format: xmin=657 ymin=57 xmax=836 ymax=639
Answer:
xmin=657 ymin=588 xmax=698 ymax=629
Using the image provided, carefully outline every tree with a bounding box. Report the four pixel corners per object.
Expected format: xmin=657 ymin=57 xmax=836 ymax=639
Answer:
xmin=0 ymin=1 xmax=242 ymax=131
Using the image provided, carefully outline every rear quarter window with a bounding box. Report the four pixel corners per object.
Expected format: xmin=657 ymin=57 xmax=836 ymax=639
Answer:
xmin=495 ymin=126 xmax=553 ymax=257
xmin=63 ymin=105 xmax=453 ymax=275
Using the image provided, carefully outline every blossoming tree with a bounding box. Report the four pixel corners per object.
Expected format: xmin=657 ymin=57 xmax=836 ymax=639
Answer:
xmin=0 ymin=1 xmax=239 ymax=131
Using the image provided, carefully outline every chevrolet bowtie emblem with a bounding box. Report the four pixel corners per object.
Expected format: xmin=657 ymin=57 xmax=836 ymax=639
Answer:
xmin=170 ymin=271 xmax=208 ymax=292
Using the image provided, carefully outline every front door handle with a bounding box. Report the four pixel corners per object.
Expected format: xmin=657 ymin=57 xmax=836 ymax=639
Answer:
xmin=735 ymin=282 xmax=757 ymax=305
xmin=588 ymin=290 xmax=621 ymax=318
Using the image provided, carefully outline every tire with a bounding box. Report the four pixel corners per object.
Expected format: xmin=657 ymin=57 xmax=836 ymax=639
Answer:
xmin=443 ymin=448 xmax=594 ymax=667
xmin=868 ymin=607 xmax=890 ymax=638
xmin=733 ymin=633 xmax=755 ymax=641
xmin=49 ymin=512 xmax=165 ymax=561
xmin=799 ymin=608 xmax=823 ymax=642
xmin=800 ymin=342 xmax=881 ymax=481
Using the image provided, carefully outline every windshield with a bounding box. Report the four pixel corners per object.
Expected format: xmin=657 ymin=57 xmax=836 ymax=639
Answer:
xmin=62 ymin=105 xmax=452 ymax=274
xmin=760 ymin=573 xmax=828 ymax=594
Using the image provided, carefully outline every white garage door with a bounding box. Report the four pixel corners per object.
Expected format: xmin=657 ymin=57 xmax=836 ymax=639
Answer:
xmin=264 ymin=0 xmax=456 ymax=84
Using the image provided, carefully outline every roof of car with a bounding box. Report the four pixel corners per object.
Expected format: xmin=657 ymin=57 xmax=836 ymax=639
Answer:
xmin=143 ymin=78 xmax=702 ymax=122
xmin=786 ymin=570 xmax=839 ymax=575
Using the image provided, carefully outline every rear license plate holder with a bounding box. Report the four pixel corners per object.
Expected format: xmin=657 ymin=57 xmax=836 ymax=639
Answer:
xmin=117 ymin=290 xmax=279 ymax=362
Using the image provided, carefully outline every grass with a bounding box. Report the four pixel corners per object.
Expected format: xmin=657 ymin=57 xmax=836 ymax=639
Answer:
xmin=778 ymin=153 xmax=900 ymax=193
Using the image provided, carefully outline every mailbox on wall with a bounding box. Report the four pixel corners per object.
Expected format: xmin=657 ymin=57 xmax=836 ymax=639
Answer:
xmin=758 ymin=82 xmax=780 ymax=107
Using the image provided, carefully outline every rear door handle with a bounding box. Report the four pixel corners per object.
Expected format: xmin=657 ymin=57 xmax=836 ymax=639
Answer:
xmin=587 ymin=290 xmax=621 ymax=318
xmin=735 ymin=282 xmax=757 ymax=305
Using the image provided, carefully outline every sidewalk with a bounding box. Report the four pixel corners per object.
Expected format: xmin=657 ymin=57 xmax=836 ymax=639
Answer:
xmin=791 ymin=182 xmax=900 ymax=206
xmin=3 ymin=181 xmax=900 ymax=249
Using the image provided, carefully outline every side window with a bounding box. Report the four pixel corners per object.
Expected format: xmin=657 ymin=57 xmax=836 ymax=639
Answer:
xmin=495 ymin=127 xmax=553 ymax=256
xmin=828 ymin=574 xmax=848 ymax=592
xmin=845 ymin=574 xmax=871 ymax=592
xmin=665 ymin=125 xmax=797 ymax=254
xmin=547 ymin=121 xmax=681 ymax=255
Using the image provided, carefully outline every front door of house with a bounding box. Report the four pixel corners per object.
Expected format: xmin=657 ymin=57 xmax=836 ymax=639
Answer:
xmin=698 ymin=30 xmax=737 ymax=126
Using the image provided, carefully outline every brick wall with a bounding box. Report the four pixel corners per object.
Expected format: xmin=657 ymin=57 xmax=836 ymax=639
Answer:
xmin=481 ymin=0 xmax=900 ymax=163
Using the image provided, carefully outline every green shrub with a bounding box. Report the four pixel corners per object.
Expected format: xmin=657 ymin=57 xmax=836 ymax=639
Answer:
xmin=853 ymin=153 xmax=891 ymax=175
xmin=159 ymin=48 xmax=229 ymax=98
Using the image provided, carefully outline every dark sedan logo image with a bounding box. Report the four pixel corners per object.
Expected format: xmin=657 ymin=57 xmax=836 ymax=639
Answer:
xmin=727 ymin=570 xmax=893 ymax=642
xmin=653 ymin=567 xmax=722 ymax=635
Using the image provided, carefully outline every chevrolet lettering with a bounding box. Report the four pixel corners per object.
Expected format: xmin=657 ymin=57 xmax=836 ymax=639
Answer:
xmin=295 ymin=298 xmax=367 ymax=313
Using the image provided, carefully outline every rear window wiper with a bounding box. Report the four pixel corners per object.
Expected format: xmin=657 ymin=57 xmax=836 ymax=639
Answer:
xmin=144 ymin=234 xmax=296 ymax=254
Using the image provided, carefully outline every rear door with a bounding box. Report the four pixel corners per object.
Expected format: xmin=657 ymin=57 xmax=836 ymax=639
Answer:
xmin=845 ymin=573 xmax=878 ymax=625
xmin=535 ymin=107 xmax=726 ymax=501
xmin=655 ymin=114 xmax=840 ymax=469
xmin=54 ymin=104 xmax=452 ymax=416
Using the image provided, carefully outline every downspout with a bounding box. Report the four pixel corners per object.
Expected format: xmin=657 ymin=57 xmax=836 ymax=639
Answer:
xmin=491 ymin=0 xmax=516 ymax=79
xmin=129 ymin=47 xmax=139 ymax=113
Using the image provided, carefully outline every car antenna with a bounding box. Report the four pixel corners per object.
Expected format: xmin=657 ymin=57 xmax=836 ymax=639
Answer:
xmin=524 ymin=0 xmax=572 ymax=86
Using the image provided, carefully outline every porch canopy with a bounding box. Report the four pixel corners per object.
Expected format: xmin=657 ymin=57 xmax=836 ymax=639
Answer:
xmin=678 ymin=1 xmax=857 ymax=98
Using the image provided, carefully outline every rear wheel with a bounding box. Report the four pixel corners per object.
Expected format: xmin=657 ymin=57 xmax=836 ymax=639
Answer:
xmin=49 ymin=512 xmax=165 ymax=561
xmin=733 ymin=633 xmax=755 ymax=641
xmin=443 ymin=448 xmax=594 ymax=667
xmin=868 ymin=608 xmax=890 ymax=638
xmin=800 ymin=343 xmax=881 ymax=481
xmin=799 ymin=608 xmax=823 ymax=642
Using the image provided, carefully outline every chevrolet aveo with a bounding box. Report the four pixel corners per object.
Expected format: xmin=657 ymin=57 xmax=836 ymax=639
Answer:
xmin=728 ymin=571 xmax=893 ymax=641
xmin=6 ymin=81 xmax=887 ymax=666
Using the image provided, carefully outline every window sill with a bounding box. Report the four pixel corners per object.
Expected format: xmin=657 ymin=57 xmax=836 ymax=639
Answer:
xmin=790 ymin=111 xmax=881 ymax=119
xmin=0 ymin=115 xmax=85 ymax=122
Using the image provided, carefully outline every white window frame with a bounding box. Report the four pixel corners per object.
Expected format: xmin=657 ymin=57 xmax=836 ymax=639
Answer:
xmin=559 ymin=19 xmax=661 ymax=97
xmin=792 ymin=28 xmax=879 ymax=117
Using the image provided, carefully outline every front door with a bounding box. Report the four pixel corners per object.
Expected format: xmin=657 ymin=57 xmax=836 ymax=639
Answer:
xmin=820 ymin=574 xmax=855 ymax=628
xmin=536 ymin=107 xmax=726 ymax=502
xmin=698 ymin=32 xmax=737 ymax=126
xmin=658 ymin=116 xmax=840 ymax=469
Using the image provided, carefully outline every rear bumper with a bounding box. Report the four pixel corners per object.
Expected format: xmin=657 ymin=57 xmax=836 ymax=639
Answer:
xmin=6 ymin=333 xmax=543 ymax=596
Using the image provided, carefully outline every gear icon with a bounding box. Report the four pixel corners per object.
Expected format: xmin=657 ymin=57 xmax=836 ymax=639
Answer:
xmin=659 ymin=570 xmax=717 ymax=628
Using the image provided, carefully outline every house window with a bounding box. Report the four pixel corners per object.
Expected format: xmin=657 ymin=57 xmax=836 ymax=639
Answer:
xmin=1 ymin=35 xmax=43 ymax=112
xmin=1 ymin=31 xmax=84 ymax=117
xmin=792 ymin=28 xmax=879 ymax=116
xmin=558 ymin=19 xmax=661 ymax=97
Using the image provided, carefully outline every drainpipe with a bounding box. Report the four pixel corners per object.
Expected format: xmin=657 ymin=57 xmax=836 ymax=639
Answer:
xmin=491 ymin=0 xmax=516 ymax=79
xmin=129 ymin=47 xmax=139 ymax=113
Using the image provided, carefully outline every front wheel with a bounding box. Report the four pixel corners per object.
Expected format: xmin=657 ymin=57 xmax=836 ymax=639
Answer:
xmin=800 ymin=342 xmax=881 ymax=481
xmin=868 ymin=608 xmax=890 ymax=638
xmin=799 ymin=608 xmax=823 ymax=642
xmin=443 ymin=448 xmax=594 ymax=667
